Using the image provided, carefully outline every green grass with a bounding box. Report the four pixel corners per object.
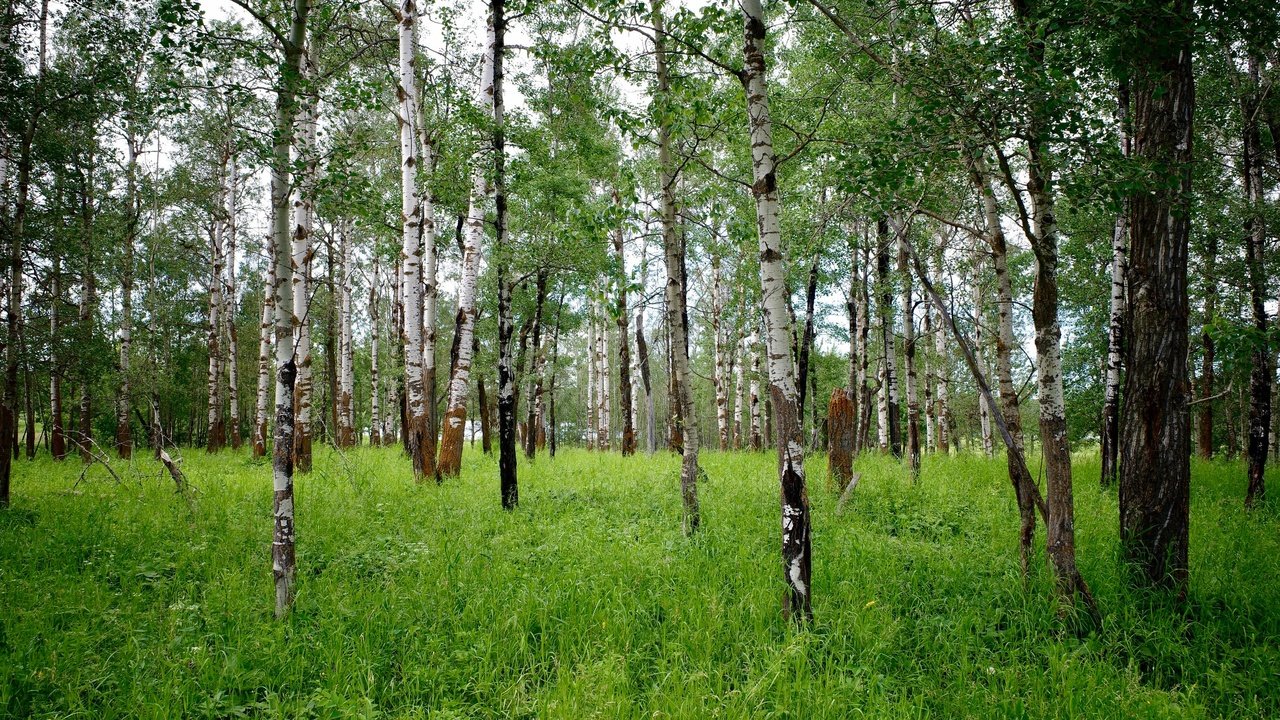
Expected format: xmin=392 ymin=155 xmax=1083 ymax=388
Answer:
xmin=1 ymin=444 xmax=1278 ymax=719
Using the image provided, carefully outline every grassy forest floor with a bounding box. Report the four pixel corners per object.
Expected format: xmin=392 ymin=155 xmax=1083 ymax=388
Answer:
xmin=1 ymin=444 xmax=1278 ymax=719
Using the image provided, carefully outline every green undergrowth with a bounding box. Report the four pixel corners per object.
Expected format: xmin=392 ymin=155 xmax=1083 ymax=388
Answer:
xmin=1 ymin=444 xmax=1277 ymax=718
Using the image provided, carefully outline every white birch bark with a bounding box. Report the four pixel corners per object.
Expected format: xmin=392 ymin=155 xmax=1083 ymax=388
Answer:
xmin=370 ymin=254 xmax=382 ymax=446
xmin=206 ymin=170 xmax=226 ymax=452
xmin=254 ymin=251 xmax=273 ymax=457
xmin=338 ymin=223 xmax=354 ymax=445
xmin=224 ymin=152 xmax=240 ymax=449
xmin=712 ymin=256 xmax=730 ymax=450
xmin=749 ymin=332 xmax=762 ymax=450
xmin=291 ymin=57 xmax=317 ymax=471
xmin=741 ymin=0 xmax=810 ymax=620
xmin=438 ymin=34 xmax=492 ymax=473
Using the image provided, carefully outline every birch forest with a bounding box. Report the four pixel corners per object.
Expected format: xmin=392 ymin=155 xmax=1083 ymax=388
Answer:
xmin=1 ymin=0 xmax=1279 ymax=715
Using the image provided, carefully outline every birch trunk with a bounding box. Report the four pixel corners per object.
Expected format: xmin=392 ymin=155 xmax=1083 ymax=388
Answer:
xmin=598 ymin=307 xmax=612 ymax=451
xmin=437 ymin=94 xmax=487 ymax=472
xmin=523 ymin=271 xmax=548 ymax=459
xmin=253 ymin=253 xmax=273 ymax=458
xmin=225 ymin=155 xmax=242 ymax=450
xmin=734 ymin=335 xmax=746 ymax=448
xmin=78 ymin=165 xmax=96 ymax=464
xmin=898 ymin=235 xmax=921 ymax=479
xmin=50 ymin=254 xmax=66 ymax=460
xmin=655 ymin=0 xmax=697 ymax=531
xmin=615 ymin=210 xmax=636 ymax=456
xmin=587 ymin=320 xmax=597 ymax=449
xmin=636 ymin=307 xmax=656 ymax=454
xmin=970 ymin=246 xmax=994 ymax=457
xmin=370 ymin=256 xmax=382 ymax=447
xmin=875 ymin=218 xmax=901 ymax=458
xmin=397 ymin=0 xmax=433 ymax=480
xmin=712 ymin=256 xmax=729 ymax=450
xmin=972 ymin=161 xmax=1036 ymax=572
xmin=741 ymin=0 xmax=810 ymax=620
xmin=207 ymin=174 xmax=226 ymax=453
xmin=1198 ymin=233 xmax=1217 ymax=459
xmin=271 ymin=0 xmax=309 ymax=618
xmin=338 ymin=224 xmax=355 ymax=447
xmin=1100 ymin=86 xmax=1130 ymax=487
xmin=116 ymin=135 xmax=139 ymax=459
xmin=750 ymin=334 xmax=763 ymax=451
xmin=291 ymin=63 xmax=317 ymax=473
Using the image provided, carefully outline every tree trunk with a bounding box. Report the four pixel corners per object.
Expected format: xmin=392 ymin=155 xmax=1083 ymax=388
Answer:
xmin=875 ymin=218 xmax=902 ymax=458
xmin=749 ymin=333 xmax=763 ymax=451
xmin=224 ymin=151 xmax=241 ymax=451
xmin=741 ymin=0 xmax=811 ymax=621
xmin=370 ymin=255 xmax=382 ymax=447
xmin=271 ymin=0 xmax=309 ymax=619
xmin=970 ymin=241 xmax=994 ymax=457
xmin=116 ymin=135 xmax=140 ymax=459
xmin=654 ymin=0 xmax=698 ymax=532
xmin=439 ymin=131 xmax=486 ymax=472
xmin=615 ymin=210 xmax=636 ymax=456
xmin=50 ymin=253 xmax=66 ymax=461
xmin=1242 ymin=56 xmax=1270 ymax=508
xmin=797 ymin=254 xmax=819 ymax=424
xmin=397 ymin=0 xmax=433 ymax=481
xmin=1198 ymin=232 xmax=1217 ymax=459
xmin=524 ymin=271 xmax=549 ymax=459
xmin=253 ymin=253 xmax=273 ymax=458
xmin=206 ymin=169 xmax=226 ymax=454
xmin=897 ymin=234 xmax=921 ymax=479
xmin=291 ymin=62 xmax=317 ymax=474
xmin=1100 ymin=86 xmax=1130 ymax=487
xmin=491 ymin=0 xmax=517 ymax=509
xmin=77 ymin=151 xmax=97 ymax=464
xmin=338 ymin=223 xmax=355 ymax=447
xmin=635 ymin=307 xmax=655 ymax=454
xmin=828 ymin=388 xmax=855 ymax=491
xmin=1119 ymin=0 xmax=1194 ymax=592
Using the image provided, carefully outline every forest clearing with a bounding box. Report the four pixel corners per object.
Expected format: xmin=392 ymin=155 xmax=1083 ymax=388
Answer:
xmin=3 ymin=0 xmax=1280 ymax=716
xmin=2 ymin=448 xmax=1277 ymax=718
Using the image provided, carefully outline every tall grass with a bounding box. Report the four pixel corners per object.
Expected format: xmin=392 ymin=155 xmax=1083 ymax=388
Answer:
xmin=0 ymin=445 xmax=1276 ymax=718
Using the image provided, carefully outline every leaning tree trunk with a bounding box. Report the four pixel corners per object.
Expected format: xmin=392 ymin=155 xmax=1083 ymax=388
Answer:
xmin=615 ymin=209 xmax=636 ymax=456
xmin=397 ymin=0 xmax=433 ymax=481
xmin=1242 ymin=55 xmax=1270 ymax=508
xmin=972 ymin=160 xmax=1037 ymax=573
xmin=491 ymin=0 xmax=518 ymax=509
xmin=438 ymin=14 xmax=492 ymax=476
xmin=1118 ymin=0 xmax=1193 ymax=594
xmin=1100 ymin=86 xmax=1130 ymax=487
xmin=654 ymin=0 xmax=697 ymax=531
xmin=271 ymin=0 xmax=310 ymax=618
xmin=741 ymin=0 xmax=811 ymax=621
xmin=291 ymin=63 xmax=317 ymax=474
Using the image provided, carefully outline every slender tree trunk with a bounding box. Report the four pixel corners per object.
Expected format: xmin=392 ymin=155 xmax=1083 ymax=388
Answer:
xmin=597 ymin=304 xmax=612 ymax=450
xmin=615 ymin=209 xmax=636 ymax=456
xmin=970 ymin=243 xmax=994 ymax=457
xmin=750 ymin=333 xmax=763 ymax=451
xmin=437 ymin=25 xmax=491 ymax=476
xmin=828 ymin=387 xmax=855 ymax=490
xmin=524 ymin=271 xmax=549 ymax=459
xmin=207 ymin=171 xmax=226 ymax=454
xmin=77 ymin=152 xmax=97 ymax=464
xmin=1198 ymin=233 xmax=1217 ymax=459
xmin=971 ymin=162 xmax=1037 ymax=573
xmin=797 ymin=254 xmax=819 ymax=423
xmin=254 ymin=254 xmax=273 ymax=458
xmin=224 ymin=151 xmax=241 ymax=451
xmin=654 ymin=0 xmax=698 ymax=531
xmin=370 ymin=256 xmax=382 ymax=447
xmin=636 ymin=307 xmax=655 ymax=454
xmin=291 ymin=64 xmax=317 ymax=473
xmin=338 ymin=224 xmax=355 ymax=447
xmin=1100 ymin=86 xmax=1130 ymax=487
xmin=271 ymin=0 xmax=310 ymax=618
xmin=875 ymin=218 xmax=902 ymax=458
xmin=116 ymin=136 xmax=140 ymax=459
xmin=50 ymin=254 xmax=66 ymax=461
xmin=741 ymin=0 xmax=811 ymax=621
xmin=734 ymin=334 xmax=746 ymax=448
xmin=712 ymin=255 xmax=730 ymax=450
xmin=1243 ymin=56 xmax=1270 ymax=508
xmin=397 ymin=0 xmax=433 ymax=480
xmin=491 ymin=0 xmax=517 ymax=508
xmin=898 ymin=235 xmax=921 ymax=479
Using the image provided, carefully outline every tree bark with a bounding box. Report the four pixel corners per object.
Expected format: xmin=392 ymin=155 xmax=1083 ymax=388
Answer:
xmin=635 ymin=307 xmax=655 ymax=454
xmin=271 ymin=0 xmax=310 ymax=618
xmin=828 ymin=387 xmax=855 ymax=491
xmin=1118 ymin=0 xmax=1193 ymax=594
xmin=741 ymin=0 xmax=811 ymax=621
xmin=615 ymin=208 xmax=636 ymax=456
xmin=50 ymin=253 xmax=66 ymax=461
xmin=1198 ymin=232 xmax=1217 ymax=459
xmin=897 ymin=233 xmax=921 ymax=479
xmin=524 ymin=271 xmax=549 ymax=459
xmin=875 ymin=218 xmax=901 ymax=458
xmin=492 ymin=0 xmax=517 ymax=508
xmin=370 ymin=255 xmax=382 ymax=447
xmin=290 ymin=58 xmax=317 ymax=473
xmin=397 ymin=0 xmax=433 ymax=481
xmin=1242 ymin=55 xmax=1270 ymax=508
xmin=1100 ymin=85 xmax=1130 ymax=487
xmin=253 ymin=251 xmax=273 ymax=458
xmin=654 ymin=0 xmax=698 ymax=532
